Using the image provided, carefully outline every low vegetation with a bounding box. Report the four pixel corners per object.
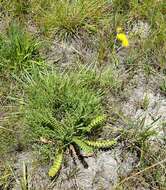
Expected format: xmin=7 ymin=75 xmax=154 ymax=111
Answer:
xmin=32 ymin=0 xmax=111 ymax=38
xmin=0 ymin=0 xmax=165 ymax=189
xmin=0 ymin=22 xmax=43 ymax=77
xmin=23 ymin=70 xmax=116 ymax=177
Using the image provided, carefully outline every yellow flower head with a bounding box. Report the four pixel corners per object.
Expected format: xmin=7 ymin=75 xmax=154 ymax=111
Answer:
xmin=116 ymin=27 xmax=129 ymax=47
xmin=116 ymin=33 xmax=129 ymax=47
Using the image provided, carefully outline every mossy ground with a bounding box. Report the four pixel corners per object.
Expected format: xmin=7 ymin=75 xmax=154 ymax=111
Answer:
xmin=0 ymin=0 xmax=166 ymax=189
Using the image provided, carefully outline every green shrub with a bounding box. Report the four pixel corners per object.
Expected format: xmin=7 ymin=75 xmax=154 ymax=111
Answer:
xmin=23 ymin=70 xmax=116 ymax=177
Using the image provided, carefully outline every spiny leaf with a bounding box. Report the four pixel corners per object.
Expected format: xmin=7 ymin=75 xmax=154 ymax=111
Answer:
xmin=84 ymin=139 xmax=116 ymax=148
xmin=72 ymin=137 xmax=94 ymax=154
xmin=83 ymin=115 xmax=106 ymax=132
xmin=48 ymin=149 xmax=63 ymax=177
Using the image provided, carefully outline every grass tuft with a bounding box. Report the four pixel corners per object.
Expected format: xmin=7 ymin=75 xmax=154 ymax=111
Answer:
xmin=0 ymin=22 xmax=43 ymax=77
xmin=34 ymin=0 xmax=111 ymax=38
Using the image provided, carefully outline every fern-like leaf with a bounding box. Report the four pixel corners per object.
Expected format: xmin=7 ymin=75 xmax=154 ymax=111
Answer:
xmin=83 ymin=115 xmax=106 ymax=132
xmin=84 ymin=139 xmax=116 ymax=148
xmin=72 ymin=137 xmax=94 ymax=154
xmin=48 ymin=149 xmax=63 ymax=177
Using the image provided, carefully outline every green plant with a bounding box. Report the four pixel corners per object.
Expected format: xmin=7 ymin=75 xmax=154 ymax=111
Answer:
xmin=112 ymin=114 xmax=166 ymax=190
xmin=34 ymin=0 xmax=111 ymax=38
xmin=23 ymin=70 xmax=116 ymax=177
xmin=0 ymin=22 xmax=43 ymax=76
xmin=120 ymin=117 xmax=157 ymax=152
xmin=114 ymin=136 xmax=166 ymax=190
xmin=1 ymin=0 xmax=31 ymax=18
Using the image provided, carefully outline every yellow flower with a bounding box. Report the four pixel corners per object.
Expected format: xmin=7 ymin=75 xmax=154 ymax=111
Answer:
xmin=116 ymin=27 xmax=129 ymax=47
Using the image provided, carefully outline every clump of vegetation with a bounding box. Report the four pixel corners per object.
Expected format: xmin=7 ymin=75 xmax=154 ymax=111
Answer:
xmin=23 ymin=70 xmax=116 ymax=177
xmin=0 ymin=22 xmax=42 ymax=77
xmin=3 ymin=0 xmax=31 ymax=17
xmin=115 ymin=142 xmax=166 ymax=190
xmin=118 ymin=117 xmax=157 ymax=156
xmin=113 ymin=115 xmax=166 ymax=190
xmin=33 ymin=0 xmax=111 ymax=38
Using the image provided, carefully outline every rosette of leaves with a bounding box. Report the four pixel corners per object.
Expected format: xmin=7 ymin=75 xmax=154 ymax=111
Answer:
xmin=23 ymin=70 xmax=116 ymax=177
